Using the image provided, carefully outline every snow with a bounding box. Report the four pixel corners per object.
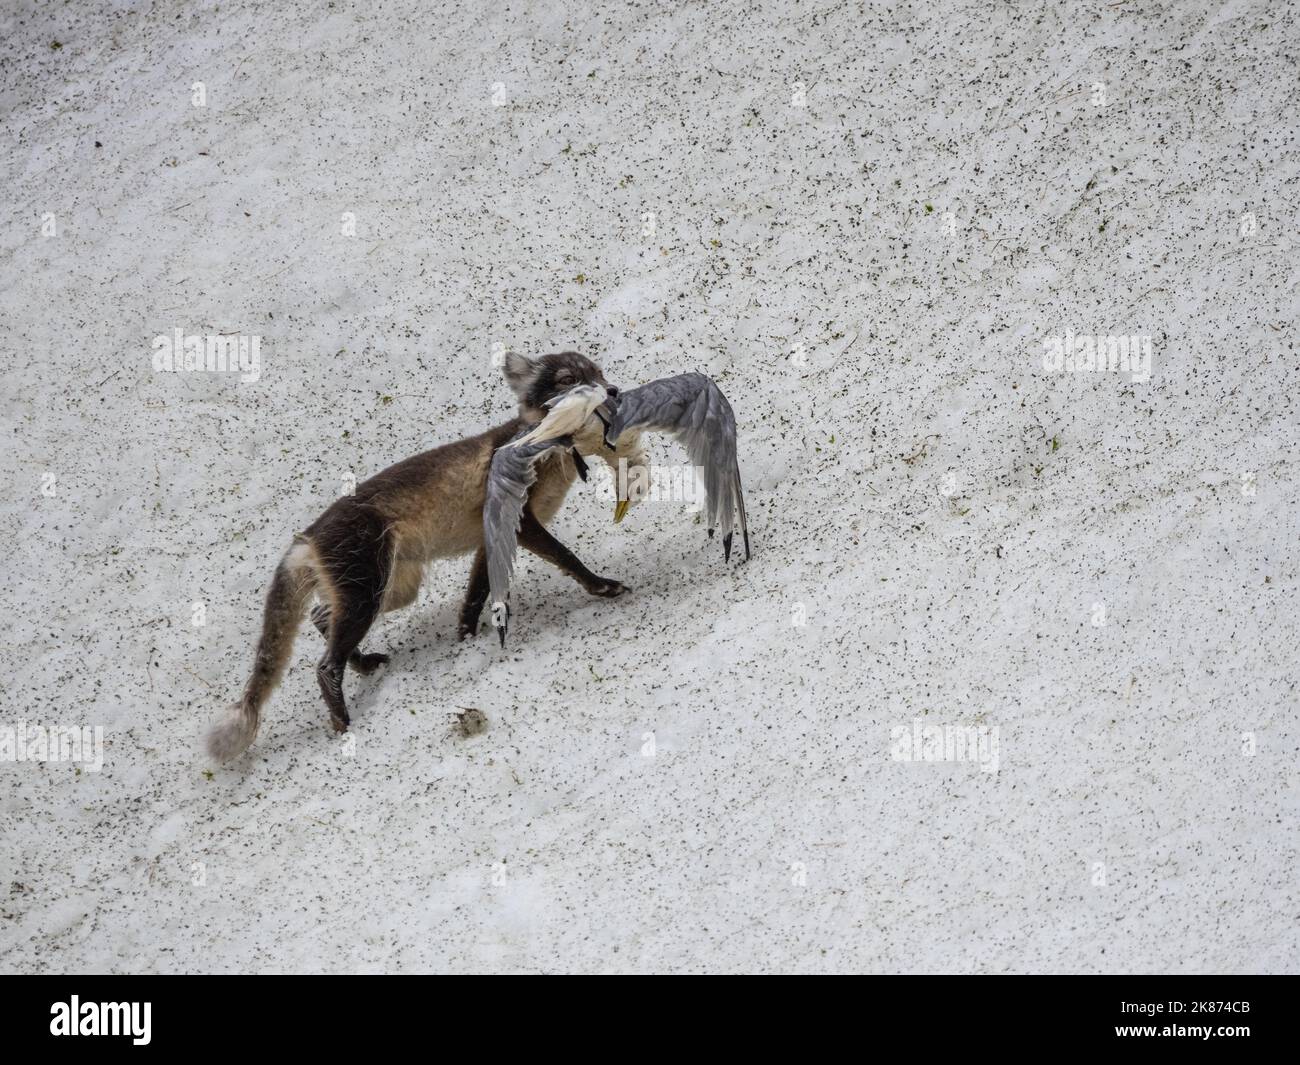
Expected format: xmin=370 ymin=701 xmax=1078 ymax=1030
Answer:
xmin=1 ymin=0 xmax=1296 ymax=973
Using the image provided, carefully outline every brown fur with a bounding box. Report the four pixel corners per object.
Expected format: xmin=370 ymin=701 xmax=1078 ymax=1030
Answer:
xmin=205 ymin=540 xmax=318 ymax=761
xmin=206 ymin=352 xmax=634 ymax=761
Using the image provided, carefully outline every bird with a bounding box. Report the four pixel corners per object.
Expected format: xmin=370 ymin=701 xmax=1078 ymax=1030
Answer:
xmin=483 ymin=371 xmax=750 ymax=646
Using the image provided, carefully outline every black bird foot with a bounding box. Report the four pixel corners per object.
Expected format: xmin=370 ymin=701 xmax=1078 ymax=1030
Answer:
xmin=571 ymin=450 xmax=590 ymax=482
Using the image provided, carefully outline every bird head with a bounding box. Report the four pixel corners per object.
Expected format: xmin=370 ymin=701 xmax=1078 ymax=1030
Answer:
xmin=610 ymin=442 xmax=651 ymax=523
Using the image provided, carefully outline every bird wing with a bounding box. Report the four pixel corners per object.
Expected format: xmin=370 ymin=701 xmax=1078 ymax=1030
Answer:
xmin=482 ymin=429 xmax=575 ymax=646
xmin=603 ymin=372 xmax=751 ymax=562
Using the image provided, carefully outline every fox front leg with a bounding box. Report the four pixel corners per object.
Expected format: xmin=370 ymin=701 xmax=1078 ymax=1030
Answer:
xmin=458 ymin=548 xmax=490 ymax=640
xmin=516 ymin=509 xmax=629 ymax=598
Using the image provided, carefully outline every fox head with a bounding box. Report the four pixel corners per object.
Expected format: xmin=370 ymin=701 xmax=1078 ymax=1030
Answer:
xmin=503 ymin=351 xmax=619 ymax=421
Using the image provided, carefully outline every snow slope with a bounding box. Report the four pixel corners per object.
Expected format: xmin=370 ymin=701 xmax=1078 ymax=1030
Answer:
xmin=0 ymin=0 xmax=1296 ymax=973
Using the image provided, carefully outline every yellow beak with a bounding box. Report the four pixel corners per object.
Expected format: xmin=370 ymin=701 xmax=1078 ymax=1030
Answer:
xmin=613 ymin=499 xmax=630 ymax=523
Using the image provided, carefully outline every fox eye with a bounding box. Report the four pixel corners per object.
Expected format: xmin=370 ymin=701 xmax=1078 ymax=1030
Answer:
xmin=555 ymin=372 xmax=575 ymax=387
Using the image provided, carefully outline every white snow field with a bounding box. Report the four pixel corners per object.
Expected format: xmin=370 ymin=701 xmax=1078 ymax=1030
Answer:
xmin=1 ymin=0 xmax=1296 ymax=974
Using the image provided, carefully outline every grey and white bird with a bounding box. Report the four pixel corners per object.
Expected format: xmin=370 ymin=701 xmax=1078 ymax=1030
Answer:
xmin=483 ymin=371 xmax=750 ymax=646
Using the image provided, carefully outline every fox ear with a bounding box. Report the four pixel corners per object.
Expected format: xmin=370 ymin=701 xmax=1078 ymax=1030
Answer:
xmin=503 ymin=351 xmax=538 ymax=399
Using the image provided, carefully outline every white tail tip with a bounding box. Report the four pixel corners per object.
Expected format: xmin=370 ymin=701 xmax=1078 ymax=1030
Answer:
xmin=205 ymin=702 xmax=258 ymax=763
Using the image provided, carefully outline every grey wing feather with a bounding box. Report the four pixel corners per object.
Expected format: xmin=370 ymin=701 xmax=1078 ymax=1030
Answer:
xmin=483 ymin=431 xmax=569 ymax=645
xmin=604 ymin=373 xmax=750 ymax=562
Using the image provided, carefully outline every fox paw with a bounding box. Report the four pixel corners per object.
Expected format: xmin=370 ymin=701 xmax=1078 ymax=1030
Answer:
xmin=589 ymin=579 xmax=630 ymax=598
xmin=352 ymin=652 xmax=390 ymax=675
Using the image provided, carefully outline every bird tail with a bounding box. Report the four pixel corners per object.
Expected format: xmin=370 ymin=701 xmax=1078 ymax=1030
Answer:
xmin=732 ymin=456 xmax=750 ymax=561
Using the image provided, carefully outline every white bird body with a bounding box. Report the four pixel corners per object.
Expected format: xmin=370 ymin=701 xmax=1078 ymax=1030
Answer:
xmin=511 ymin=384 xmax=608 ymax=448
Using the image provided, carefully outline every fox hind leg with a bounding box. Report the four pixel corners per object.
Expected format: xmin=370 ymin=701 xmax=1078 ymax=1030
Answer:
xmin=310 ymin=604 xmax=390 ymax=674
xmin=313 ymin=528 xmax=393 ymax=732
xmin=316 ymin=593 xmax=385 ymax=732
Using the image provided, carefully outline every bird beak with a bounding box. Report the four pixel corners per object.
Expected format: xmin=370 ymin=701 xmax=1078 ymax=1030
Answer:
xmin=613 ymin=498 xmax=630 ymax=523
